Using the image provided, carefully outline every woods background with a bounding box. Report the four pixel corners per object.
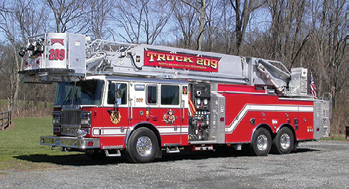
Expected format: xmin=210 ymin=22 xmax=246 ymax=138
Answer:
xmin=0 ymin=0 xmax=347 ymax=135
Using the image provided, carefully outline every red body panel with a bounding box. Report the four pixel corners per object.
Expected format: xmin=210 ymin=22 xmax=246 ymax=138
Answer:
xmin=55 ymin=84 xmax=315 ymax=149
xmin=219 ymin=84 xmax=314 ymax=143
xmin=76 ymin=106 xmax=190 ymax=148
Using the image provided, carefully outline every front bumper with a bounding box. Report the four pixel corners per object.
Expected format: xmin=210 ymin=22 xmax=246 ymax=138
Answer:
xmin=40 ymin=136 xmax=100 ymax=149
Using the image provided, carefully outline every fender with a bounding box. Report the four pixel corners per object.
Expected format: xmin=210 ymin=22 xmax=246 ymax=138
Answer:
xmin=250 ymin=123 xmax=274 ymax=142
xmin=124 ymin=121 xmax=161 ymax=146
xmin=275 ymin=123 xmax=296 ymax=143
xmin=276 ymin=123 xmax=295 ymax=133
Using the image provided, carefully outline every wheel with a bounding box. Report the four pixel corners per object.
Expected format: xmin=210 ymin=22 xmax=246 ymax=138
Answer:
xmin=126 ymin=127 xmax=159 ymax=163
xmin=272 ymin=127 xmax=294 ymax=154
xmin=250 ymin=127 xmax=272 ymax=156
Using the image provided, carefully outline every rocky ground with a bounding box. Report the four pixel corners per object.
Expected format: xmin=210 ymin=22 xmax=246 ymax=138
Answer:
xmin=0 ymin=140 xmax=348 ymax=188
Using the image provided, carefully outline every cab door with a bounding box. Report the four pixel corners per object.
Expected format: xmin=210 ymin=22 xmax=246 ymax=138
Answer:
xmin=99 ymin=81 xmax=129 ymax=147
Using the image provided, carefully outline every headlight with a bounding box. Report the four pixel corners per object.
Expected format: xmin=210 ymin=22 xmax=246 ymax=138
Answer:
xmin=81 ymin=111 xmax=91 ymax=127
xmin=52 ymin=111 xmax=61 ymax=125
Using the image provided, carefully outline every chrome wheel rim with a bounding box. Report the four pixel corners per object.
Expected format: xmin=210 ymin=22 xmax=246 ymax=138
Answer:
xmin=257 ymin=134 xmax=268 ymax=151
xmin=280 ymin=133 xmax=291 ymax=150
xmin=136 ymin=136 xmax=152 ymax=156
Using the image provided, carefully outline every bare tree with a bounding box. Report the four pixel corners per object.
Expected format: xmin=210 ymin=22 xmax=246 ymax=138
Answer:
xmin=204 ymin=0 xmax=224 ymax=51
xmin=46 ymin=0 xmax=88 ymax=33
xmin=230 ymin=0 xmax=265 ymax=55
xmin=179 ymin=0 xmax=207 ymax=51
xmin=86 ymin=0 xmax=114 ymax=39
xmin=171 ymin=0 xmax=199 ymax=49
xmin=113 ymin=0 xmax=172 ymax=44
xmin=267 ymin=0 xmax=308 ymax=66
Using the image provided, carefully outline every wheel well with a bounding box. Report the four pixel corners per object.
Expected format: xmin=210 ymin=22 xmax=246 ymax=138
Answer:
xmin=251 ymin=124 xmax=273 ymax=142
xmin=127 ymin=123 xmax=162 ymax=148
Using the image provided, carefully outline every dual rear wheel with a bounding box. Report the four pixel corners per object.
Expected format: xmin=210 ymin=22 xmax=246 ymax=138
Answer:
xmin=250 ymin=127 xmax=294 ymax=156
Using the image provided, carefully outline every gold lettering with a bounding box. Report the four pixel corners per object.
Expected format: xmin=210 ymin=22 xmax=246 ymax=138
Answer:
xmin=175 ymin=56 xmax=183 ymax=62
xmin=157 ymin=53 xmax=166 ymax=61
xmin=211 ymin=60 xmax=218 ymax=69
xmin=167 ymin=54 xmax=175 ymax=61
xmin=147 ymin=51 xmax=156 ymax=62
xmin=183 ymin=57 xmax=193 ymax=63
xmin=196 ymin=58 xmax=203 ymax=65
xmin=203 ymin=59 xmax=210 ymax=66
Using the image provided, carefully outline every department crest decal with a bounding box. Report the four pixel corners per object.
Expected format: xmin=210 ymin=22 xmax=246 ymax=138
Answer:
xmin=110 ymin=111 xmax=121 ymax=124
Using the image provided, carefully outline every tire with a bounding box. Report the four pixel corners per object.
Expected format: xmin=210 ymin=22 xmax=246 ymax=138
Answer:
xmin=250 ymin=127 xmax=272 ymax=156
xmin=272 ymin=127 xmax=294 ymax=154
xmin=126 ymin=127 xmax=159 ymax=163
xmin=292 ymin=142 xmax=298 ymax=152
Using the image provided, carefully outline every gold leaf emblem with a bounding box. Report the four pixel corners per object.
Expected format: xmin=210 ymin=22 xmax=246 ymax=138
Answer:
xmin=110 ymin=111 xmax=121 ymax=124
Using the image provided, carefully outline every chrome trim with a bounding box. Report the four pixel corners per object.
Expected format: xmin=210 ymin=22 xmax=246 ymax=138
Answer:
xmin=164 ymin=143 xmax=181 ymax=146
xmin=189 ymin=140 xmax=217 ymax=144
xmin=136 ymin=136 xmax=153 ymax=157
xmin=256 ymin=134 xmax=268 ymax=151
xmin=280 ymin=133 xmax=291 ymax=150
xmin=40 ymin=136 xmax=100 ymax=149
xmin=279 ymin=97 xmax=317 ymax=101
xmin=102 ymin=145 xmax=123 ymax=149
xmin=105 ymin=76 xmax=189 ymax=85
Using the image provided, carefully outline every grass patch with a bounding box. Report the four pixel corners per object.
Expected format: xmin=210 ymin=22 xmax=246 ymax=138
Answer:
xmin=320 ymin=134 xmax=347 ymax=141
xmin=0 ymin=117 xmax=82 ymax=171
xmin=0 ymin=99 xmax=8 ymax=110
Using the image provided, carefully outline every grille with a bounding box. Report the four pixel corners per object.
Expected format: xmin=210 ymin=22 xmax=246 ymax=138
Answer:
xmin=61 ymin=109 xmax=81 ymax=126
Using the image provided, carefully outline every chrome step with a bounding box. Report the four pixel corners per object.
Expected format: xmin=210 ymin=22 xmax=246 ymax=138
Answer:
xmin=104 ymin=149 xmax=121 ymax=157
xmin=166 ymin=147 xmax=180 ymax=153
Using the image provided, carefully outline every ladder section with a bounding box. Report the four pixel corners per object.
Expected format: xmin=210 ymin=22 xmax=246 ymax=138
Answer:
xmin=19 ymin=33 xmax=313 ymax=98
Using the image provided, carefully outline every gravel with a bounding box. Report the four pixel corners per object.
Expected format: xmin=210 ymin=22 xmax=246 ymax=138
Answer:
xmin=0 ymin=140 xmax=348 ymax=189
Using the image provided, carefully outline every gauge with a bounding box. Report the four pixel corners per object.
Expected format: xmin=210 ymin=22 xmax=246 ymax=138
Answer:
xmin=203 ymin=98 xmax=208 ymax=105
xmin=196 ymin=98 xmax=201 ymax=105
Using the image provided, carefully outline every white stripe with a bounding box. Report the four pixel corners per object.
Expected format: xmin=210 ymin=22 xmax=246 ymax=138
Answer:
xmin=225 ymin=104 xmax=313 ymax=133
xmin=93 ymin=128 xmax=126 ymax=135
xmin=181 ymin=127 xmax=188 ymax=133
xmin=158 ymin=128 xmax=179 ymax=133
xmin=93 ymin=126 xmax=189 ymax=136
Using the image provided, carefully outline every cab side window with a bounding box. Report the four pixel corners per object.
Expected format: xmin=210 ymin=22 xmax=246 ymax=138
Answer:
xmin=147 ymin=85 xmax=157 ymax=104
xmin=108 ymin=82 xmax=127 ymax=104
xmin=161 ymin=85 xmax=179 ymax=105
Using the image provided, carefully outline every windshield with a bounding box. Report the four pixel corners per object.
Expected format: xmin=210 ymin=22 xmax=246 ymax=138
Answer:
xmin=54 ymin=80 xmax=104 ymax=106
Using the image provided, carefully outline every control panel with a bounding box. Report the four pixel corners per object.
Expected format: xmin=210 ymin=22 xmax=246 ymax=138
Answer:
xmin=189 ymin=83 xmax=211 ymax=141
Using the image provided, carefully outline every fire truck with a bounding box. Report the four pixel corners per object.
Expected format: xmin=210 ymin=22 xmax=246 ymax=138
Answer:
xmin=19 ymin=33 xmax=331 ymax=163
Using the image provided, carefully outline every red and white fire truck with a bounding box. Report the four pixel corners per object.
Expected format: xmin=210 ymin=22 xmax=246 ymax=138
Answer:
xmin=19 ymin=33 xmax=331 ymax=163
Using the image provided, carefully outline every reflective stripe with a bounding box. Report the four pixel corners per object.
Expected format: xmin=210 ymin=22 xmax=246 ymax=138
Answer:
xmin=93 ymin=126 xmax=189 ymax=136
xmin=225 ymin=104 xmax=313 ymax=133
